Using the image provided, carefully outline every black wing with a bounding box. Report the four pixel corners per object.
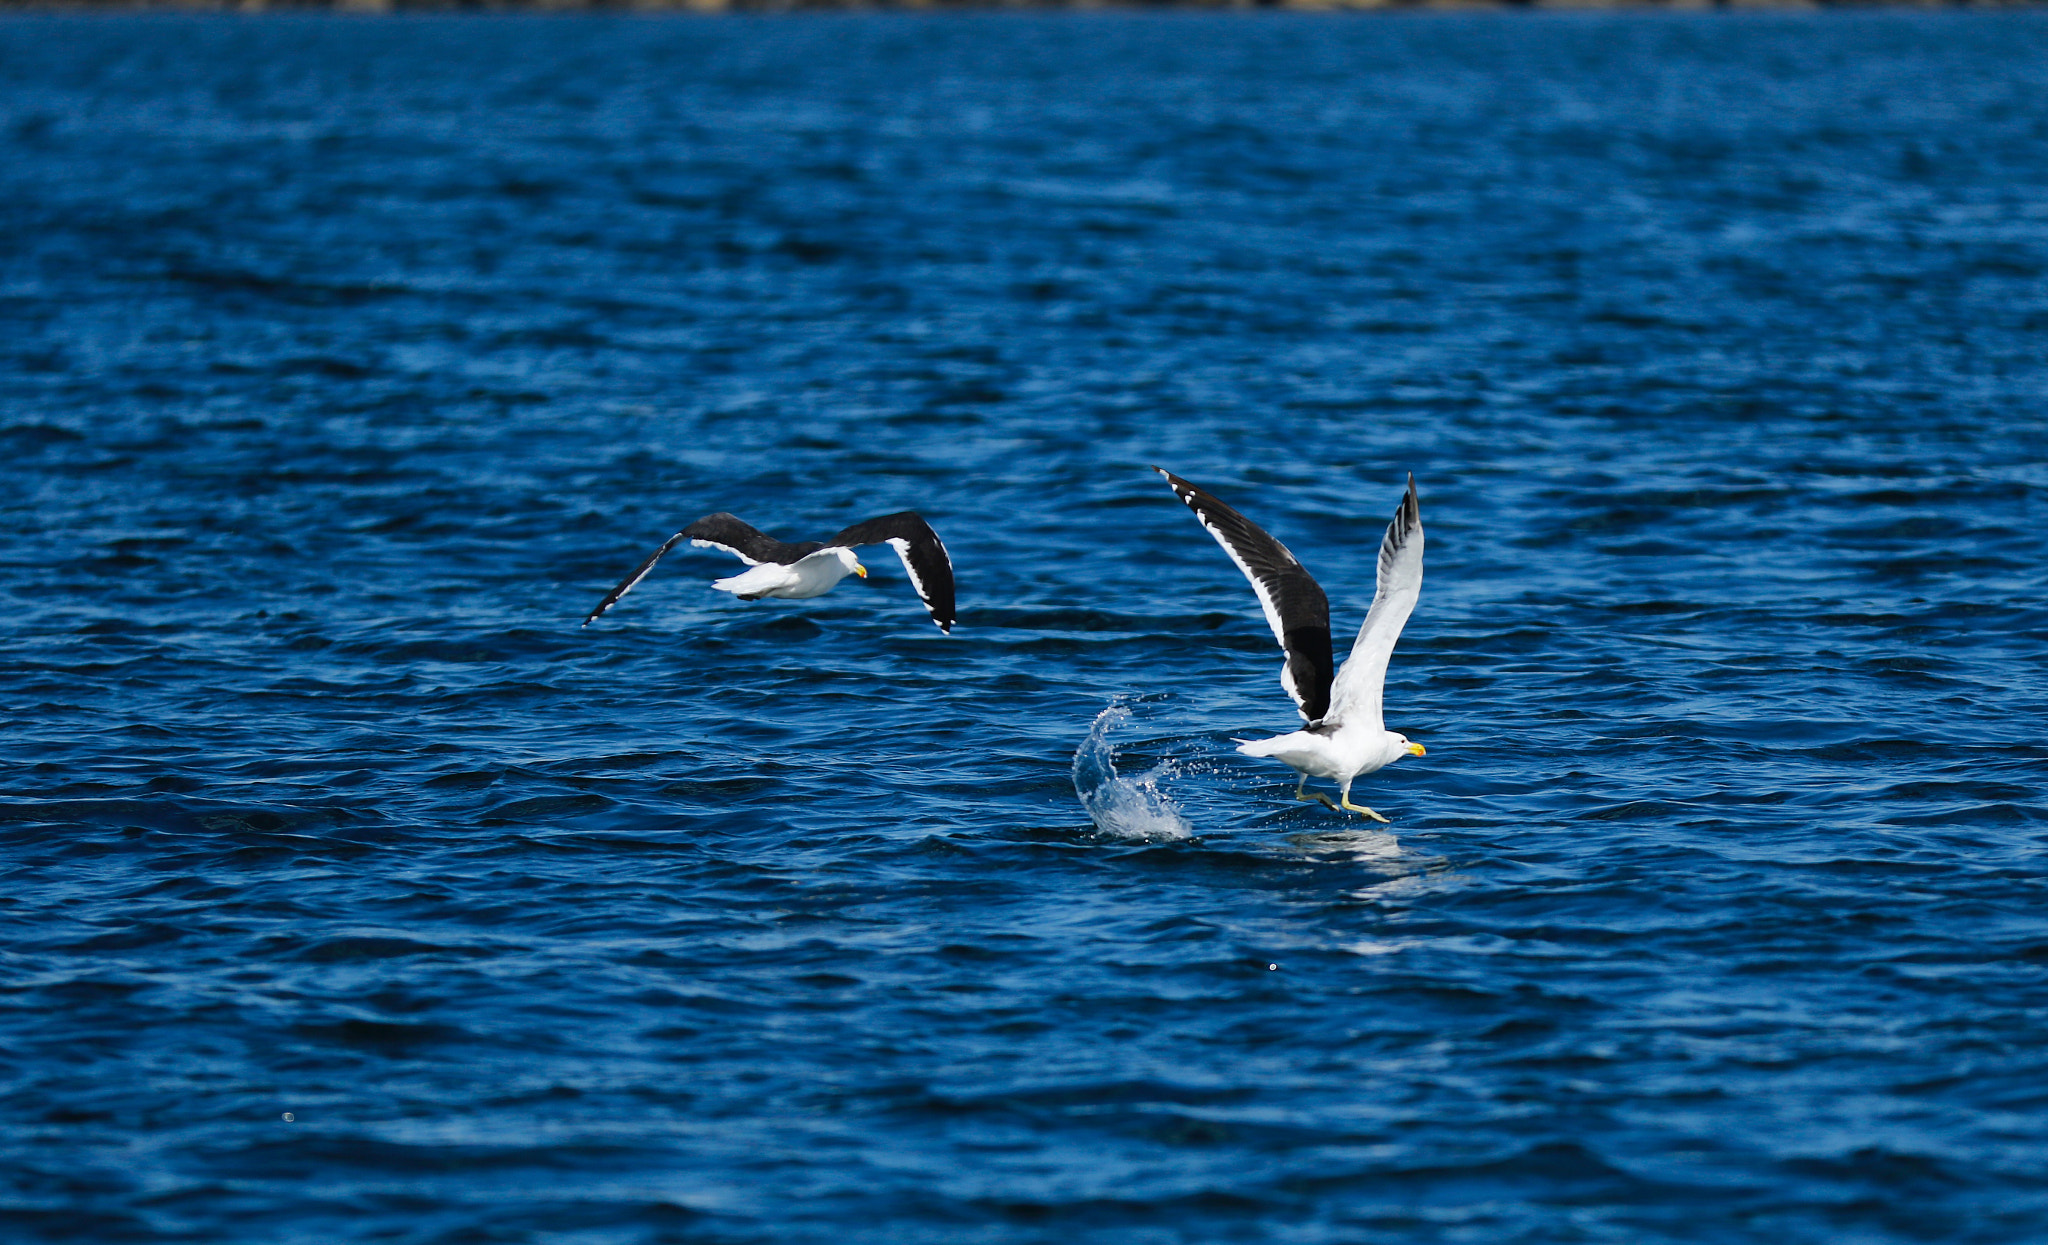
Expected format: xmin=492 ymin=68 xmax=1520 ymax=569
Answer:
xmin=1155 ymin=469 xmax=1334 ymax=722
xmin=825 ymin=511 xmax=958 ymax=634
xmin=581 ymin=512 xmax=820 ymax=627
xmin=678 ymin=513 xmax=822 ymax=566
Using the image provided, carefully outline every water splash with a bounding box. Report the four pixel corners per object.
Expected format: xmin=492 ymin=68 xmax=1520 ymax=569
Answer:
xmin=1072 ymin=701 xmax=1194 ymax=840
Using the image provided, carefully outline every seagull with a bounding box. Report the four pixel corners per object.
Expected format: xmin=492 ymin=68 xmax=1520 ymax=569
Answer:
xmin=582 ymin=511 xmax=956 ymax=633
xmin=1156 ymin=468 xmax=1426 ymax=821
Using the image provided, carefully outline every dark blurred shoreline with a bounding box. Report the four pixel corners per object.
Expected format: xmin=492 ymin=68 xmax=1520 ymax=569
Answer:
xmin=2 ymin=0 xmax=2041 ymax=11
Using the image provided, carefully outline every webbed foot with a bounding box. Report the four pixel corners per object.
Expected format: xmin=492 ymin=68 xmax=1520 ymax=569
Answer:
xmin=1292 ymin=777 xmax=1339 ymax=812
xmin=1338 ymin=797 xmax=1391 ymax=824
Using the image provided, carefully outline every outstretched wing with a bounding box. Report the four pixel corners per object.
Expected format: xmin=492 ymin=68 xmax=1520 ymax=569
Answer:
xmin=1155 ymin=468 xmax=1334 ymax=722
xmin=581 ymin=512 xmax=817 ymax=626
xmin=825 ymin=511 xmax=957 ymax=633
xmin=679 ymin=513 xmax=820 ymax=566
xmin=1325 ymin=474 xmax=1423 ymax=732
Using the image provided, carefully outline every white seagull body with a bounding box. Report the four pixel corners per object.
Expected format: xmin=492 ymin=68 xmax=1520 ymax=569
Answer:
xmin=583 ymin=511 xmax=957 ymax=632
xmin=711 ymin=547 xmax=866 ymax=602
xmin=1157 ymin=468 xmax=1426 ymax=821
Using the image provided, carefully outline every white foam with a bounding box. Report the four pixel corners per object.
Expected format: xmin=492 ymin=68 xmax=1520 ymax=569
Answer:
xmin=1071 ymin=701 xmax=1194 ymax=840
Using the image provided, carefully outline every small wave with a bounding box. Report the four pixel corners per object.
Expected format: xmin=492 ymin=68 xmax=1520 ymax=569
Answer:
xmin=1071 ymin=700 xmax=1193 ymax=840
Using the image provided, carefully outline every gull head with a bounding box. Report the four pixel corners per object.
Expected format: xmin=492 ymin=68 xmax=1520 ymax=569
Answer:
xmin=829 ymin=547 xmax=866 ymax=579
xmin=1389 ymin=732 xmax=1426 ymax=761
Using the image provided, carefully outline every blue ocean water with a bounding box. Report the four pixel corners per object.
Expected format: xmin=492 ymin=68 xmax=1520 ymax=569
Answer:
xmin=5 ymin=9 xmax=2048 ymax=1242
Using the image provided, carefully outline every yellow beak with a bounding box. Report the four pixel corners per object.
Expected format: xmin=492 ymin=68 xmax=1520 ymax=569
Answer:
xmin=1405 ymin=742 xmax=1426 ymax=757
xmin=853 ymin=563 xmax=868 ymax=578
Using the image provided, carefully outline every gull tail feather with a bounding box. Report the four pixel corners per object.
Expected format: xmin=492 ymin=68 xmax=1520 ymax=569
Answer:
xmin=1236 ymin=734 xmax=1304 ymax=759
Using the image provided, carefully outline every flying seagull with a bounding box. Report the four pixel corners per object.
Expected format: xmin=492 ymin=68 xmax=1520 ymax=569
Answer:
xmin=1156 ymin=468 xmax=1425 ymax=821
xmin=582 ymin=511 xmax=957 ymax=633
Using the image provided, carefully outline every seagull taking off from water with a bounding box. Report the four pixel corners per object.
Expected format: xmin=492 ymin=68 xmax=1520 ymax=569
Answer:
xmin=1156 ymin=468 xmax=1426 ymax=821
xmin=583 ymin=511 xmax=956 ymax=633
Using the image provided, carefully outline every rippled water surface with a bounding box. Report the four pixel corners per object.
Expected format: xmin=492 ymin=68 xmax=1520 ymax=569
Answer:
xmin=5 ymin=11 xmax=2048 ymax=1242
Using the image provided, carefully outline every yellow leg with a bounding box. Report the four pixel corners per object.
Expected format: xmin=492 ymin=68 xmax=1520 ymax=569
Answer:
xmin=1338 ymin=784 xmax=1391 ymax=823
xmin=1292 ymin=775 xmax=1338 ymax=812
